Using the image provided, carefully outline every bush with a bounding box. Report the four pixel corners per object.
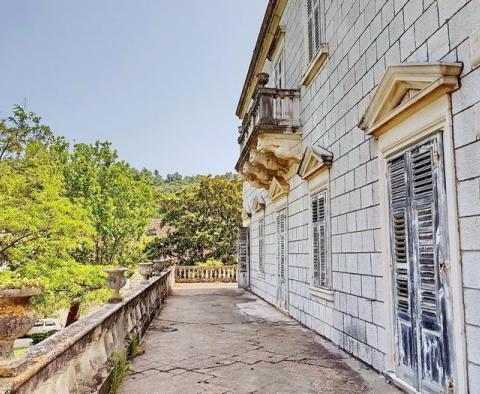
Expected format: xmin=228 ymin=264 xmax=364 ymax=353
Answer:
xmin=29 ymin=330 xmax=58 ymax=345
xmin=195 ymin=259 xmax=224 ymax=267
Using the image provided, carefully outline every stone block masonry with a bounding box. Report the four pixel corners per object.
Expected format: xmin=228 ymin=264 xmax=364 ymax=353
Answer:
xmin=242 ymin=0 xmax=480 ymax=390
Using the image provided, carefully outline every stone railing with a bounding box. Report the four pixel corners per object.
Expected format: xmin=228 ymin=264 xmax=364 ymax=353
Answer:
xmin=238 ymin=87 xmax=301 ymax=150
xmin=0 ymin=267 xmax=175 ymax=394
xmin=175 ymin=265 xmax=237 ymax=283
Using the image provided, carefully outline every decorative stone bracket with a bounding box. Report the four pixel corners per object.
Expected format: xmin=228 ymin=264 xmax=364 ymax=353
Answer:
xmin=238 ymin=132 xmax=302 ymax=193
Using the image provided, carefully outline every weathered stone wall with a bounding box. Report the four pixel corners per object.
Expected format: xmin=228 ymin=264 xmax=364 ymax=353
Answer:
xmin=244 ymin=0 xmax=480 ymax=388
xmin=0 ymin=267 xmax=175 ymax=394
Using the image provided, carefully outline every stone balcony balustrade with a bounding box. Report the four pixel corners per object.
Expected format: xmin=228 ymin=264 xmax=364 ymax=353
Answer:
xmin=235 ymin=75 xmax=301 ymax=195
xmin=175 ymin=265 xmax=237 ymax=283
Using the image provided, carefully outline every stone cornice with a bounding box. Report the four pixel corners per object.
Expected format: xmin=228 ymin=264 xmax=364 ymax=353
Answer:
xmin=235 ymin=0 xmax=287 ymax=119
xmin=297 ymin=145 xmax=333 ymax=180
xmin=268 ymin=176 xmax=289 ymax=201
xmin=359 ymin=63 xmax=462 ymax=137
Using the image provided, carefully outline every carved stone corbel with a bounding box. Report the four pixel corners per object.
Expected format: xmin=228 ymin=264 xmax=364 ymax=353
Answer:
xmin=249 ymin=149 xmax=289 ymax=176
xmin=256 ymin=133 xmax=302 ymax=163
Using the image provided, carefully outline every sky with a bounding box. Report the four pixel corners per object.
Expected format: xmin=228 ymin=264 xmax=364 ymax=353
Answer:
xmin=0 ymin=0 xmax=267 ymax=176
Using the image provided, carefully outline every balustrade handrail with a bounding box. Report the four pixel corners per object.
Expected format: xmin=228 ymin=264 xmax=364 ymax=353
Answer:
xmin=238 ymin=87 xmax=300 ymax=147
xmin=175 ymin=265 xmax=237 ymax=283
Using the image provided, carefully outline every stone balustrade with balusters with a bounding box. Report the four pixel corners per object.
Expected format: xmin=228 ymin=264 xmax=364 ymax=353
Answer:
xmin=175 ymin=265 xmax=237 ymax=283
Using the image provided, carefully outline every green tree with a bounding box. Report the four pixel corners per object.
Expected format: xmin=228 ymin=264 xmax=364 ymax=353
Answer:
xmin=0 ymin=108 xmax=108 ymax=325
xmin=146 ymin=176 xmax=242 ymax=265
xmin=0 ymin=104 xmax=52 ymax=160
xmin=64 ymin=141 xmax=155 ymax=265
xmin=0 ymin=141 xmax=93 ymax=268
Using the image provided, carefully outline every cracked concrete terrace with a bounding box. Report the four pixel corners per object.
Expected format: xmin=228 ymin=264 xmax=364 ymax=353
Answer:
xmin=119 ymin=283 xmax=400 ymax=394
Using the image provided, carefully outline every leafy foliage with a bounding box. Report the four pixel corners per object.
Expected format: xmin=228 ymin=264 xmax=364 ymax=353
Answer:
xmin=0 ymin=106 xmax=153 ymax=320
xmin=29 ymin=330 xmax=58 ymax=345
xmin=0 ymin=104 xmax=52 ymax=160
xmin=0 ymin=140 xmax=93 ymax=269
xmin=64 ymin=141 xmax=155 ymax=265
xmin=146 ymin=176 xmax=242 ymax=265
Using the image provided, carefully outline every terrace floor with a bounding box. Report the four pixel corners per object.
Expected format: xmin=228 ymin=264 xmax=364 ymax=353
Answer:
xmin=119 ymin=283 xmax=399 ymax=394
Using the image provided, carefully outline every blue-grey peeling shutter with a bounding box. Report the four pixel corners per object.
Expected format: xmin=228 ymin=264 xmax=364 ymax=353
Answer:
xmin=388 ymin=136 xmax=449 ymax=391
xmin=410 ymin=141 xmax=446 ymax=388
xmin=389 ymin=155 xmax=415 ymax=371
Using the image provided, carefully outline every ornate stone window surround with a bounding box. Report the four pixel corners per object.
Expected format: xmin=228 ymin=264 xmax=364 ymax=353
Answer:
xmin=358 ymin=63 xmax=466 ymax=393
xmin=298 ymin=145 xmax=334 ymax=303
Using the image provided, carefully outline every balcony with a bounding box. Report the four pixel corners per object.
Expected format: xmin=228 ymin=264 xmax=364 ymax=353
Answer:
xmin=235 ymin=77 xmax=302 ymax=196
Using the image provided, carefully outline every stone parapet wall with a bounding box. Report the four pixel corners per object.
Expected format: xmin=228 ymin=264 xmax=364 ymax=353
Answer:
xmin=0 ymin=267 xmax=175 ymax=394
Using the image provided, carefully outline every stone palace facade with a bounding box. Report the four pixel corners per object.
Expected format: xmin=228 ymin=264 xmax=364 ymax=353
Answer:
xmin=235 ymin=0 xmax=480 ymax=392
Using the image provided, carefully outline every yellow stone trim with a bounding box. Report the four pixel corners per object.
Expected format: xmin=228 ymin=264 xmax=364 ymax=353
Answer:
xmin=359 ymin=63 xmax=462 ymax=137
xmin=301 ymin=44 xmax=329 ymax=87
xmin=268 ymin=177 xmax=289 ymax=201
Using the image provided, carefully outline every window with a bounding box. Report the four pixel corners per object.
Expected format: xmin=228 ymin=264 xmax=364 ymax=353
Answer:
xmin=258 ymin=219 xmax=265 ymax=273
xmin=312 ymin=191 xmax=328 ymax=288
xmin=273 ymin=50 xmax=284 ymax=89
xmin=306 ymin=0 xmax=324 ymax=63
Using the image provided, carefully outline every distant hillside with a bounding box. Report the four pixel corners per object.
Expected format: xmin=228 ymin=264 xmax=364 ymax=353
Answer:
xmin=138 ymin=169 xmax=237 ymax=195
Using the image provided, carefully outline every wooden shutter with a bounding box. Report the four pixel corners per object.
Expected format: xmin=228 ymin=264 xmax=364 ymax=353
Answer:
xmin=277 ymin=212 xmax=286 ymax=279
xmin=389 ymin=156 xmax=410 ymax=315
xmin=387 ymin=136 xmax=449 ymax=390
xmin=411 ymin=145 xmax=438 ymax=323
xmin=306 ymin=0 xmax=323 ymax=62
xmin=312 ymin=192 xmax=327 ymax=287
xmin=388 ymin=154 xmax=415 ymax=371
xmin=238 ymin=227 xmax=249 ymax=273
xmin=411 ymin=142 xmax=446 ymax=388
xmin=258 ymin=219 xmax=265 ymax=273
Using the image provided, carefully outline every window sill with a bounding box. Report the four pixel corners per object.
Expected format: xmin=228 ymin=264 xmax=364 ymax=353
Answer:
xmin=309 ymin=286 xmax=334 ymax=303
xmin=301 ymin=44 xmax=329 ymax=87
